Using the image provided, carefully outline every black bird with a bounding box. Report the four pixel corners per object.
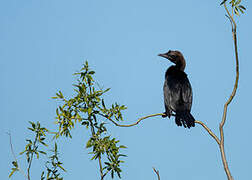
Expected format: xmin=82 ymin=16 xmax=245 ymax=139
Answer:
xmin=158 ymin=50 xmax=195 ymax=128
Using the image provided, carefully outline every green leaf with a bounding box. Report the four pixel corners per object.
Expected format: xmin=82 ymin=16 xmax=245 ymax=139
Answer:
xmin=28 ymin=127 xmax=34 ymax=131
xmin=9 ymin=168 xmax=17 ymax=178
xmin=87 ymin=107 xmax=92 ymax=116
xmin=89 ymin=71 xmax=95 ymax=74
xmin=38 ymin=150 xmax=47 ymax=155
xmin=235 ymin=0 xmax=241 ymax=6
xmin=111 ymin=170 xmax=114 ymax=178
xmin=220 ymin=0 xmax=227 ymax=5
xmin=59 ymin=91 xmax=64 ymax=98
xmin=12 ymin=161 xmax=18 ymax=167
xmin=36 ymin=151 xmax=39 ymax=159
xmin=119 ymin=145 xmax=127 ymax=149
xmin=55 ymin=142 xmax=58 ymax=152
xmin=58 ymin=164 xmax=66 ymax=172
xmin=86 ymin=139 xmax=92 ymax=148
xmin=102 ymin=99 xmax=106 ymax=109
xmin=19 ymin=150 xmax=26 ymax=155
xmin=103 ymin=88 xmax=111 ymax=93
xmin=234 ymin=6 xmax=240 ymax=15
xmin=40 ymin=141 xmax=48 ymax=147
xmin=238 ymin=7 xmax=244 ymax=13
xmin=239 ymin=5 xmax=246 ymax=10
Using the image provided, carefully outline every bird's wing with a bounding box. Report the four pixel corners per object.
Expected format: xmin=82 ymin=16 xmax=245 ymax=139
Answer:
xmin=164 ymin=77 xmax=181 ymax=112
xmin=163 ymin=79 xmax=171 ymax=113
xmin=181 ymin=76 xmax=193 ymax=110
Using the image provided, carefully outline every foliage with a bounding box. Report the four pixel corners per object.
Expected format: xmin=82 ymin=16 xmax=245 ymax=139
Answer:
xmin=9 ymin=61 xmax=126 ymax=179
xmin=41 ymin=143 xmax=66 ymax=180
xmin=220 ymin=0 xmax=246 ymax=16
xmin=9 ymin=122 xmax=66 ymax=180
xmin=53 ymin=61 xmax=127 ymax=179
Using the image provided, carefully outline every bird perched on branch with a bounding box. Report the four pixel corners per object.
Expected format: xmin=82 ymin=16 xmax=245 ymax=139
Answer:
xmin=158 ymin=50 xmax=195 ymax=128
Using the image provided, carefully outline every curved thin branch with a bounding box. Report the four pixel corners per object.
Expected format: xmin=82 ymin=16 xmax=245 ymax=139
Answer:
xmin=218 ymin=3 xmax=239 ymax=180
xmin=106 ymin=113 xmax=164 ymax=127
xmin=106 ymin=113 xmax=220 ymax=145
xmin=7 ymin=132 xmax=27 ymax=178
xmin=195 ymin=121 xmax=220 ymax=145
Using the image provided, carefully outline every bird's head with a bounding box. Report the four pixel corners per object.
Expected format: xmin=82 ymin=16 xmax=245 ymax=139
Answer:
xmin=158 ymin=50 xmax=182 ymax=64
xmin=158 ymin=50 xmax=186 ymax=70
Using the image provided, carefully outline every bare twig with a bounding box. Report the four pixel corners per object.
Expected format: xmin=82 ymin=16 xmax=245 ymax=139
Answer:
xmin=7 ymin=132 xmax=27 ymax=178
xmin=216 ymin=3 xmax=240 ymax=180
xmin=153 ymin=167 xmax=161 ymax=180
xmin=105 ymin=113 xmax=164 ymax=127
xmin=7 ymin=132 xmax=18 ymax=162
xmin=195 ymin=121 xmax=220 ymax=145
xmin=106 ymin=113 xmax=220 ymax=145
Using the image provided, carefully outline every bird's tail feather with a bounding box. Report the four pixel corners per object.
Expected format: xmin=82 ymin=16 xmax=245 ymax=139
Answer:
xmin=175 ymin=111 xmax=195 ymax=128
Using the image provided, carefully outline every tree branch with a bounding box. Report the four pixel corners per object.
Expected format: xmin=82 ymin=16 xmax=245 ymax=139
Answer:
xmin=7 ymin=132 xmax=27 ymax=178
xmin=153 ymin=167 xmax=160 ymax=180
xmin=195 ymin=121 xmax=220 ymax=145
xmin=217 ymin=3 xmax=239 ymax=180
xmin=98 ymin=156 xmax=104 ymax=180
xmin=27 ymin=133 xmax=39 ymax=180
xmin=106 ymin=113 xmax=220 ymax=145
xmin=105 ymin=113 xmax=164 ymax=127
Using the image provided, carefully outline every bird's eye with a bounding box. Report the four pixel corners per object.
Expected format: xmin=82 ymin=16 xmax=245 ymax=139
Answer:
xmin=170 ymin=55 xmax=176 ymax=59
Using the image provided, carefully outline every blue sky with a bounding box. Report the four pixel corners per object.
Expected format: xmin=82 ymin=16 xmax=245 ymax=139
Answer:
xmin=1 ymin=0 xmax=252 ymax=179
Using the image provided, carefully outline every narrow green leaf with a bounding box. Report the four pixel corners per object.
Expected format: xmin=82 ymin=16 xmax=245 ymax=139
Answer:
xmin=87 ymin=107 xmax=92 ymax=116
xmin=35 ymin=151 xmax=39 ymax=159
xmin=54 ymin=143 xmax=57 ymax=152
xmin=9 ymin=169 xmax=17 ymax=178
xmin=58 ymin=164 xmax=66 ymax=172
xmin=111 ymin=170 xmax=114 ymax=178
xmin=238 ymin=7 xmax=244 ymax=13
xmin=19 ymin=150 xmax=26 ymax=155
xmin=239 ymin=5 xmax=246 ymax=10
xmin=86 ymin=139 xmax=92 ymax=148
xmin=12 ymin=161 xmax=18 ymax=167
xmin=38 ymin=151 xmax=47 ymax=155
xmin=220 ymin=0 xmax=227 ymax=6
xmin=103 ymin=88 xmax=111 ymax=93
xmin=234 ymin=6 xmax=240 ymax=15
xmin=40 ymin=141 xmax=48 ymax=147
xmin=59 ymin=91 xmax=64 ymax=98
xmin=235 ymin=0 xmax=241 ymax=6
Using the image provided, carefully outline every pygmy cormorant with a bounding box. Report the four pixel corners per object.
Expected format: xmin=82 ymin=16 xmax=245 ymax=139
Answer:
xmin=158 ymin=50 xmax=195 ymax=128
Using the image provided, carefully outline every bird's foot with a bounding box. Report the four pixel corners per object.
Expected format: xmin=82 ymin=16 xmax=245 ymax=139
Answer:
xmin=162 ymin=112 xmax=171 ymax=118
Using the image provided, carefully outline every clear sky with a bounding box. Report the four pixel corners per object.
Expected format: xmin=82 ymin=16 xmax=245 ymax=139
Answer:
xmin=1 ymin=0 xmax=252 ymax=179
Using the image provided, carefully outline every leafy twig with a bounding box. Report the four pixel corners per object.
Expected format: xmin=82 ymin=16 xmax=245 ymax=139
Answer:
xmin=7 ymin=132 xmax=27 ymax=178
xmin=27 ymin=133 xmax=38 ymax=180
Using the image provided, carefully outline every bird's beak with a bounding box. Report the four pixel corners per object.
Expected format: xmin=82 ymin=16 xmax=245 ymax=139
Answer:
xmin=158 ymin=53 xmax=169 ymax=59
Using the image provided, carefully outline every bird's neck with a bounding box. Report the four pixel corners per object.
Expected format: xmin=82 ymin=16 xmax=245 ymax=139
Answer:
xmin=176 ymin=57 xmax=186 ymax=71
